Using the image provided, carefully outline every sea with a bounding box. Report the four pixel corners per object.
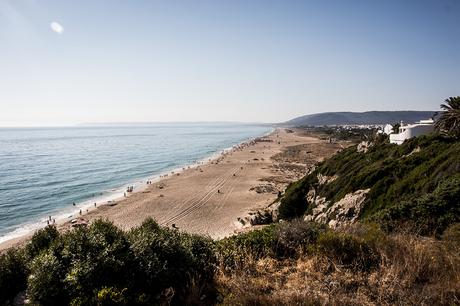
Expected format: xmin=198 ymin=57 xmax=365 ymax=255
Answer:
xmin=0 ymin=123 xmax=271 ymax=243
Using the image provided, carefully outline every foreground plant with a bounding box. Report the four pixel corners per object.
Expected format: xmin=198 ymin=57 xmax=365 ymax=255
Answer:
xmin=435 ymin=96 xmax=460 ymax=138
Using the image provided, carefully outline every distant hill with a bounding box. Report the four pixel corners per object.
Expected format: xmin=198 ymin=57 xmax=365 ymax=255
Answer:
xmin=284 ymin=111 xmax=436 ymax=126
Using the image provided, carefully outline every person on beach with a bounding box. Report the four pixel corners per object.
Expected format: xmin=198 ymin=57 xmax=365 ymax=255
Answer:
xmin=94 ymin=203 xmax=97 ymax=207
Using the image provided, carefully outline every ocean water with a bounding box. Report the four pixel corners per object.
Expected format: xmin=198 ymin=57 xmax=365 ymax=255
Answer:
xmin=0 ymin=123 xmax=271 ymax=243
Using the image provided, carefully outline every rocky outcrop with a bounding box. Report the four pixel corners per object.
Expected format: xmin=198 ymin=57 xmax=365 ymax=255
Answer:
xmin=357 ymin=141 xmax=373 ymax=153
xmin=304 ymin=189 xmax=370 ymax=229
xmin=249 ymin=183 xmax=277 ymax=194
xmin=317 ymin=174 xmax=337 ymax=185
xmin=238 ymin=201 xmax=281 ymax=227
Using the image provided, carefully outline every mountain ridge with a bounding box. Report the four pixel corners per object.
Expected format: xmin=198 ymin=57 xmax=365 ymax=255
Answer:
xmin=285 ymin=111 xmax=436 ymax=126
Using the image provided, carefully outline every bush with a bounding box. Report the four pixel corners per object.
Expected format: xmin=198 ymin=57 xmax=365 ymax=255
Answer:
xmin=27 ymin=250 xmax=67 ymax=305
xmin=217 ymin=225 xmax=278 ymax=269
xmin=278 ymin=176 xmax=318 ymax=220
xmin=128 ymin=218 xmax=216 ymax=304
xmin=274 ymin=219 xmax=326 ymax=257
xmin=95 ymin=287 xmax=128 ymax=306
xmin=179 ymin=233 xmax=217 ymax=281
xmin=26 ymin=225 xmax=59 ymax=259
xmin=217 ymin=220 xmax=328 ymax=269
xmin=20 ymin=218 xmax=218 ymax=305
xmin=375 ymin=175 xmax=460 ymax=236
xmin=0 ymin=248 xmax=27 ymax=304
xmin=442 ymin=223 xmax=460 ymax=252
xmin=316 ymin=231 xmax=379 ymax=271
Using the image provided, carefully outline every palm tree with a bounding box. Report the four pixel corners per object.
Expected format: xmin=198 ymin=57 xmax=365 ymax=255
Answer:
xmin=434 ymin=96 xmax=460 ymax=138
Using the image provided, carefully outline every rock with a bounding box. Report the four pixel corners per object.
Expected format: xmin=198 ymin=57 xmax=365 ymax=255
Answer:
xmin=249 ymin=183 xmax=277 ymax=194
xmin=317 ymin=174 xmax=338 ymax=185
xmin=249 ymin=210 xmax=273 ymax=225
xmin=357 ymin=141 xmax=373 ymax=153
xmin=304 ymin=189 xmax=370 ymax=228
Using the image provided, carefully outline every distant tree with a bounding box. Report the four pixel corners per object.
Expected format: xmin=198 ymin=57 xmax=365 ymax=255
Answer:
xmin=434 ymin=96 xmax=460 ymax=138
xmin=392 ymin=122 xmax=400 ymax=134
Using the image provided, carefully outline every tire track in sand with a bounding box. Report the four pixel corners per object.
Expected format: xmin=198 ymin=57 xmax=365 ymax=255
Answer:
xmin=162 ymin=167 xmax=239 ymax=225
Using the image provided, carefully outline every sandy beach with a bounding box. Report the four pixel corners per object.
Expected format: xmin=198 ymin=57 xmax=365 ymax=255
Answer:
xmin=0 ymin=129 xmax=344 ymax=250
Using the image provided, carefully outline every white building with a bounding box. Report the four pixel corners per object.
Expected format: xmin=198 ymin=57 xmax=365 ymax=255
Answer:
xmin=389 ymin=119 xmax=434 ymax=145
xmin=383 ymin=124 xmax=393 ymax=135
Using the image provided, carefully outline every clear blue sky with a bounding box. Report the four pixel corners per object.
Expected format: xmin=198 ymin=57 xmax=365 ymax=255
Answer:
xmin=0 ymin=0 xmax=459 ymax=126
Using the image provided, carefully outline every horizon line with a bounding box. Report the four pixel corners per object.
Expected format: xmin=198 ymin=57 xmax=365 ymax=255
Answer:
xmin=0 ymin=120 xmax=274 ymax=129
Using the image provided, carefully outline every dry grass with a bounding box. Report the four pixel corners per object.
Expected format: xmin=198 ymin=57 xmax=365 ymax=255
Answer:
xmin=216 ymin=228 xmax=460 ymax=305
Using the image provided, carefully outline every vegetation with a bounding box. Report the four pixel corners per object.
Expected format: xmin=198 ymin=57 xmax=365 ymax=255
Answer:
xmin=0 ymin=219 xmax=216 ymax=306
xmin=435 ymin=96 xmax=460 ymax=138
xmin=279 ymin=134 xmax=460 ymax=236
xmin=1 ymin=219 xmax=459 ymax=305
xmin=218 ymin=222 xmax=459 ymax=306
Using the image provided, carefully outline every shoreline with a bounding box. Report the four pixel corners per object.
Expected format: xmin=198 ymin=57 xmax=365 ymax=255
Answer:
xmin=0 ymin=128 xmax=274 ymax=250
xmin=0 ymin=128 xmax=344 ymax=251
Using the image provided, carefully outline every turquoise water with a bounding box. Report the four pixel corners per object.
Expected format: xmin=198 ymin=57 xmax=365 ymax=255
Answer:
xmin=0 ymin=123 xmax=271 ymax=242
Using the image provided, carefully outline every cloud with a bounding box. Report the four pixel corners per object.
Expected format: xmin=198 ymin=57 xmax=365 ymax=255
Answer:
xmin=50 ymin=21 xmax=64 ymax=34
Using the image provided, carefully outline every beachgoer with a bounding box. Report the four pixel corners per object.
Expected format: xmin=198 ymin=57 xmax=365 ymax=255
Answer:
xmin=73 ymin=202 xmax=76 ymax=206
xmin=94 ymin=203 xmax=97 ymax=207
xmin=79 ymin=209 xmax=82 ymax=215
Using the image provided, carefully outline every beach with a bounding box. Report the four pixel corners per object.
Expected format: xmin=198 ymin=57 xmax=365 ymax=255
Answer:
xmin=0 ymin=129 xmax=344 ymax=250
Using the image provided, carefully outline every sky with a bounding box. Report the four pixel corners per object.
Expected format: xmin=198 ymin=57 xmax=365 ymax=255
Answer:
xmin=0 ymin=0 xmax=459 ymax=126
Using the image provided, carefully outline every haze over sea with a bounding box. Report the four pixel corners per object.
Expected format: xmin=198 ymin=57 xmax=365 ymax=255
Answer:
xmin=0 ymin=123 xmax=270 ymax=242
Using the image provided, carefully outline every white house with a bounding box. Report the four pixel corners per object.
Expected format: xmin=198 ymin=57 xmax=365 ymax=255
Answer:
xmin=383 ymin=124 xmax=393 ymax=135
xmin=389 ymin=119 xmax=434 ymax=145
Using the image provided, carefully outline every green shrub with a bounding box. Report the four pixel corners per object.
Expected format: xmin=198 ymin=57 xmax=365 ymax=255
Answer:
xmin=217 ymin=225 xmax=278 ymax=269
xmin=27 ymin=250 xmax=67 ymax=305
xmin=279 ymin=176 xmax=317 ymax=220
xmin=217 ymin=220 xmax=328 ymax=269
xmin=61 ymin=220 xmax=133 ymax=301
xmin=22 ymin=218 xmax=217 ymax=305
xmin=375 ymin=175 xmax=460 ymax=236
xmin=0 ymin=248 xmax=27 ymax=304
xmin=128 ymin=218 xmax=216 ymax=304
xmin=274 ymin=219 xmax=326 ymax=256
xmin=26 ymin=225 xmax=59 ymax=259
xmin=179 ymin=233 xmax=217 ymax=280
xmin=316 ymin=231 xmax=379 ymax=271
xmin=95 ymin=287 xmax=128 ymax=306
